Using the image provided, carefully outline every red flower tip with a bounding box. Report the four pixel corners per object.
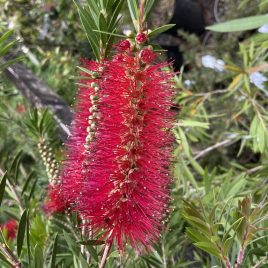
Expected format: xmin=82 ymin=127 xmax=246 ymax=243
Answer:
xmin=1 ymin=219 xmax=17 ymax=240
xmin=113 ymin=54 xmax=125 ymax=62
xmin=16 ymin=104 xmax=26 ymax=114
xmin=116 ymin=39 xmax=131 ymax=52
xmin=43 ymin=184 xmax=66 ymax=214
xmin=139 ymin=48 xmax=156 ymax=63
xmin=135 ymin=32 xmax=148 ymax=44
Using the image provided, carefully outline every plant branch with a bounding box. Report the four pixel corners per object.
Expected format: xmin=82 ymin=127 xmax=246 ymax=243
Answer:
xmin=194 ymin=139 xmax=233 ymax=160
xmin=99 ymin=240 xmax=112 ymax=268
xmin=0 ymin=168 xmax=24 ymax=213
xmin=0 ymin=243 xmax=21 ymax=267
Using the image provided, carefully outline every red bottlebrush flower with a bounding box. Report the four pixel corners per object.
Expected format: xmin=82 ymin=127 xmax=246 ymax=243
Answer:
xmin=1 ymin=219 xmax=17 ymax=240
xmin=60 ymin=59 xmax=101 ymax=208
xmin=139 ymin=48 xmax=156 ymax=63
xmin=116 ymin=39 xmax=131 ymax=52
xmin=43 ymin=184 xmax=66 ymax=214
xmin=80 ymin=50 xmax=175 ymax=251
xmin=16 ymin=104 xmax=26 ymax=114
xmin=135 ymin=32 xmax=147 ymax=44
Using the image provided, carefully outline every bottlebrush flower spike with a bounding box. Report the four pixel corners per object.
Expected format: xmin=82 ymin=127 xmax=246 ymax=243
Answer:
xmin=60 ymin=59 xmax=101 ymax=208
xmin=43 ymin=184 xmax=65 ymax=214
xmin=1 ymin=219 xmax=18 ymax=240
xmin=80 ymin=48 xmax=176 ymax=251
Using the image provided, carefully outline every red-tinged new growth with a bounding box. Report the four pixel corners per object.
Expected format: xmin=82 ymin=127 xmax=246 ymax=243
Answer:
xmin=60 ymin=60 xmax=101 ymax=209
xmin=135 ymin=32 xmax=147 ymax=44
xmin=1 ymin=219 xmax=18 ymax=240
xmin=80 ymin=48 xmax=175 ymax=251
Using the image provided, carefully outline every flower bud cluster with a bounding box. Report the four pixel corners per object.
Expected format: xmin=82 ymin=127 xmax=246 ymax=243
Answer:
xmin=84 ymin=82 xmax=99 ymax=150
xmin=38 ymin=139 xmax=59 ymax=185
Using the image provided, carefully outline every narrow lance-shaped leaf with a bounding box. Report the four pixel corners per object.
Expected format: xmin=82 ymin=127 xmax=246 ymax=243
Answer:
xmin=26 ymin=212 xmax=31 ymax=266
xmin=148 ymin=24 xmax=176 ymax=38
xmin=50 ymin=234 xmax=58 ymax=268
xmin=144 ymin=0 xmax=156 ymax=21
xmin=17 ymin=210 xmax=28 ymax=257
xmin=34 ymin=245 xmax=43 ymax=268
xmin=22 ymin=171 xmax=35 ymax=196
xmin=127 ymin=0 xmax=139 ymax=31
xmin=108 ymin=0 xmax=124 ymax=30
xmin=0 ymin=171 xmax=7 ymax=207
xmin=0 ymin=30 xmax=13 ymax=44
xmin=206 ymin=15 xmax=268 ymax=32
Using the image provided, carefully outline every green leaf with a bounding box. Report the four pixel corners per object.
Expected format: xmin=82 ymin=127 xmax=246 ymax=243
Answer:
xmin=127 ymin=0 xmax=139 ymax=31
xmin=34 ymin=245 xmax=43 ymax=268
xmin=194 ymin=241 xmax=221 ymax=258
xmin=186 ymin=227 xmax=211 ymax=243
xmin=222 ymin=216 xmax=244 ymax=242
xmin=50 ymin=234 xmax=58 ymax=268
xmin=223 ymin=237 xmax=233 ymax=256
xmin=28 ymin=178 xmax=37 ymax=201
xmin=148 ymin=24 xmax=176 ymax=38
xmin=85 ymin=244 xmax=99 ymax=263
xmin=78 ymin=253 xmax=90 ymax=268
xmin=181 ymin=160 xmax=198 ymax=189
xmin=78 ymin=239 xmax=105 ymax=245
xmin=226 ymin=177 xmax=246 ymax=199
xmin=26 ymin=212 xmax=31 ymax=266
xmin=108 ymin=0 xmax=124 ymax=30
xmin=22 ymin=171 xmax=35 ymax=195
xmin=63 ymin=231 xmax=79 ymax=255
xmin=0 ymin=40 xmax=16 ymax=57
xmin=144 ymin=0 xmax=156 ymax=20
xmin=17 ymin=210 xmax=27 ymax=257
xmin=206 ymin=15 xmax=268 ymax=32
xmin=178 ymin=120 xmax=210 ymax=129
xmin=0 ymin=30 xmax=13 ymax=44
xmin=0 ymin=56 xmax=24 ymax=71
xmin=76 ymin=66 xmax=98 ymax=76
xmin=183 ymin=215 xmax=210 ymax=234
xmin=76 ymin=4 xmax=100 ymax=60
xmin=98 ymin=12 xmax=107 ymax=45
xmin=0 ymin=171 xmax=7 ymax=207
xmin=9 ymin=150 xmax=23 ymax=184
xmin=188 ymin=155 xmax=205 ymax=176
xmin=178 ymin=127 xmax=190 ymax=157
xmin=92 ymin=29 xmax=126 ymax=38
xmin=86 ymin=0 xmax=99 ymax=15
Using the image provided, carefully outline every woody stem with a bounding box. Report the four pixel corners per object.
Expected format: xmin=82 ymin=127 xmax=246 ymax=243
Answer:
xmin=99 ymin=241 xmax=112 ymax=268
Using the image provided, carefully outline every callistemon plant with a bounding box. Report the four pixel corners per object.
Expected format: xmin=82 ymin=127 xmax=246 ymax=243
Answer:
xmin=48 ymin=0 xmax=177 ymax=260
xmin=79 ymin=42 xmax=176 ymax=251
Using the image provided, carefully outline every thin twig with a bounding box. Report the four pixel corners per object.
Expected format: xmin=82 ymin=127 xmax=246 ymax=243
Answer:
xmin=81 ymin=220 xmax=86 ymax=255
xmin=99 ymin=241 xmax=112 ymax=268
xmin=235 ymin=247 xmax=244 ymax=268
xmin=162 ymin=242 xmax=167 ymax=268
xmin=193 ymin=89 xmax=228 ymax=97
xmin=194 ymin=139 xmax=232 ymax=160
xmin=252 ymin=256 xmax=267 ymax=268
xmin=246 ymin=165 xmax=263 ymax=174
xmin=0 ymin=243 xmax=21 ymax=267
